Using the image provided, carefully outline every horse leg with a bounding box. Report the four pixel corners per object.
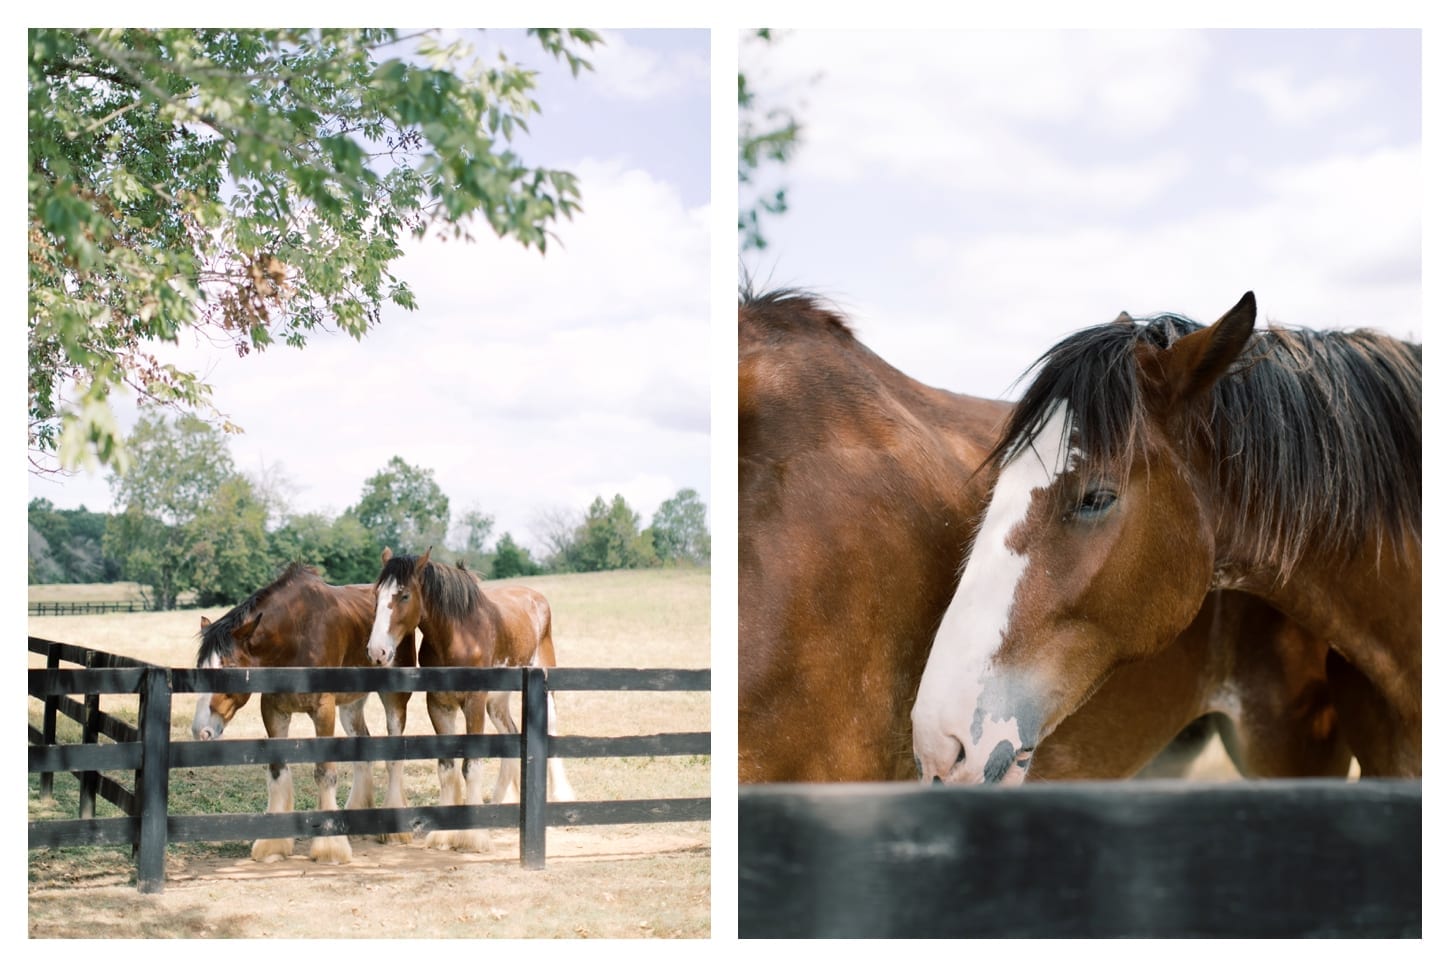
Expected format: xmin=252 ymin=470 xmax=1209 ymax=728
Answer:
xmin=378 ymin=690 xmax=412 ymax=844
xmin=252 ymin=696 xmax=295 ymax=863
xmin=339 ymin=696 xmax=374 ymax=811
xmin=1326 ymin=650 xmax=1413 ymax=776
xmin=533 ymin=624 xmax=576 ymax=801
xmin=423 ymin=695 xmax=465 ymax=850
xmin=485 ymin=692 xmax=521 ymax=805
xmin=308 ymin=697 xmax=352 ymax=864
xmin=450 ymin=694 xmax=492 ymax=853
xmin=484 ymin=688 xmax=576 ymax=803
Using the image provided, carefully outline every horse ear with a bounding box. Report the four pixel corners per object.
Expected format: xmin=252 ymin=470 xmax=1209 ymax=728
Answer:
xmin=199 ymin=616 xmax=211 ymax=629
xmin=1148 ymin=291 xmax=1256 ymax=406
xmin=381 ymin=547 xmax=393 ymax=564
xmin=1114 ymin=311 xmax=1134 ymax=325
xmin=417 ymin=546 xmax=432 ymax=571
xmin=232 ymin=611 xmax=262 ymax=642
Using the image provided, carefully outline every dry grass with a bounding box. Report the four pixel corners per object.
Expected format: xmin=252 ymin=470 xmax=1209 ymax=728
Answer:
xmin=27 ymin=567 xmax=711 ymax=938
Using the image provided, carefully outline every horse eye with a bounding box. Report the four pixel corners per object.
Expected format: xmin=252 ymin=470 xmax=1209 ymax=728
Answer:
xmin=1076 ymin=489 xmax=1118 ymax=518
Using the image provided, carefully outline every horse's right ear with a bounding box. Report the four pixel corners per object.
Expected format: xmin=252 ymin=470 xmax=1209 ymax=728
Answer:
xmin=232 ymin=611 xmax=262 ymax=642
xmin=381 ymin=547 xmax=393 ymax=564
xmin=200 ymin=616 xmax=211 ymax=629
xmin=417 ymin=546 xmax=432 ymax=571
xmin=1146 ymin=291 xmax=1256 ymax=407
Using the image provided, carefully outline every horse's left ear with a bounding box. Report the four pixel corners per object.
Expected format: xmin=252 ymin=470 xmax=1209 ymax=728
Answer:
xmin=1149 ymin=291 xmax=1256 ymax=406
xmin=232 ymin=611 xmax=263 ymax=642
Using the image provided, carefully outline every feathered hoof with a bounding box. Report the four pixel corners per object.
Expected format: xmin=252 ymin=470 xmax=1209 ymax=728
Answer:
xmin=450 ymin=828 xmax=492 ymax=853
xmin=309 ymin=835 xmax=352 ymax=865
xmin=251 ymin=837 xmax=294 ymax=863
xmin=379 ymin=830 xmax=413 ymax=846
xmin=424 ymin=829 xmax=456 ymax=851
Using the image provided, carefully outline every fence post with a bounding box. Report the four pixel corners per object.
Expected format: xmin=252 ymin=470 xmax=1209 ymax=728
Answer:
xmin=78 ymin=651 xmax=102 ymax=819
xmin=39 ymin=644 xmax=60 ymax=800
xmin=134 ymin=666 xmax=172 ymax=893
xmin=519 ymin=665 xmax=548 ymax=870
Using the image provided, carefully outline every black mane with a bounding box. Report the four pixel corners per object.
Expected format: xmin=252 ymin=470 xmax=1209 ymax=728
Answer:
xmin=377 ymin=553 xmax=482 ymax=623
xmin=993 ymin=312 xmax=1421 ymax=570
xmin=195 ymin=562 xmax=319 ymax=666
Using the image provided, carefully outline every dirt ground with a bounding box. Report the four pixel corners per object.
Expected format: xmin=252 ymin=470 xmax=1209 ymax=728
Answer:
xmin=28 ymin=822 xmax=711 ymax=938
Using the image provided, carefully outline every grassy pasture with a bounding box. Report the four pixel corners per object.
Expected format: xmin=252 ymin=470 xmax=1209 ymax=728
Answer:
xmin=27 ymin=566 xmax=711 ymax=938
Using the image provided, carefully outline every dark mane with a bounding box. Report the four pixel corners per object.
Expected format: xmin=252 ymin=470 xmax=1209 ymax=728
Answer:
xmin=739 ymin=286 xmax=856 ymax=343
xmin=195 ymin=561 xmax=320 ymax=665
xmin=993 ymin=312 xmax=1422 ymax=570
xmin=378 ymin=553 xmax=482 ymax=623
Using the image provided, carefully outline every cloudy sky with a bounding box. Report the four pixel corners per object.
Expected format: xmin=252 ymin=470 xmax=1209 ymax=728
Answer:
xmin=29 ymin=28 xmax=710 ymax=554
xmin=739 ymin=28 xmax=1422 ymax=403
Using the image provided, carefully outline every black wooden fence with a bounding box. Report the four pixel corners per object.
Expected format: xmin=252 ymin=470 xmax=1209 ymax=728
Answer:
xmin=29 ymin=601 xmax=149 ymax=616
xmin=27 ymin=637 xmax=710 ymax=894
xmin=739 ymin=780 xmax=1421 ymax=938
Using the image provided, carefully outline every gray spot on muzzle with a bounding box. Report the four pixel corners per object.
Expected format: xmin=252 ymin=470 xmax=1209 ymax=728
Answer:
xmin=983 ymin=740 xmax=1016 ymax=784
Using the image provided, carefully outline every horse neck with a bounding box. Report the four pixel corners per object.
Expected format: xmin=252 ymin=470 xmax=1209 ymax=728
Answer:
xmin=1210 ymin=518 xmax=1421 ymax=729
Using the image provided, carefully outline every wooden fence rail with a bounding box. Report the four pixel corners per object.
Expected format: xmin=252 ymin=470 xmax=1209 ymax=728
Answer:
xmin=27 ymin=637 xmax=710 ymax=894
xmin=29 ymin=601 xmax=149 ymax=616
xmin=738 ymin=780 xmax=1421 ymax=938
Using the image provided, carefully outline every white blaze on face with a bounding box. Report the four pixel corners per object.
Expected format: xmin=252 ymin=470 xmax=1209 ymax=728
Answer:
xmin=912 ymin=400 xmax=1077 ymax=782
xmin=192 ymin=653 xmax=224 ymax=740
xmin=368 ymin=578 xmax=398 ymax=664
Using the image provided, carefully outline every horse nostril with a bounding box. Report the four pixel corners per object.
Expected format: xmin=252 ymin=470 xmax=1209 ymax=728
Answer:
xmin=932 ymin=776 xmax=943 ymax=786
xmin=953 ymin=741 xmax=967 ymax=768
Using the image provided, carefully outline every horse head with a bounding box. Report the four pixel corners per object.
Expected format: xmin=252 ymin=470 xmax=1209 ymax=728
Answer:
xmin=911 ymin=292 xmax=1258 ymax=784
xmin=192 ymin=610 xmax=264 ymax=740
xmin=368 ymin=546 xmax=430 ymax=665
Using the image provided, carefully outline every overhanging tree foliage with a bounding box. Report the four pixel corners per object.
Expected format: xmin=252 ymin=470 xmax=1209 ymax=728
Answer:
xmin=29 ymin=27 xmax=599 ymax=473
xmin=738 ymin=29 xmax=801 ymax=251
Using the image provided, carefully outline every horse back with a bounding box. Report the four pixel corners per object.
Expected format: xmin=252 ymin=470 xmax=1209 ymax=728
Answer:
xmin=480 ymin=584 xmax=556 ymax=668
xmin=739 ymin=293 xmax=1010 ymax=781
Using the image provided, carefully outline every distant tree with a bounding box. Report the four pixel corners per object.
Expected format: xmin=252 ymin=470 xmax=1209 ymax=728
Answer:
xmin=350 ymin=455 xmax=450 ymax=553
xmin=574 ymin=494 xmax=660 ymax=572
xmin=531 ymin=505 xmax=584 ymax=572
xmin=490 ymin=532 xmax=540 ymax=579
xmin=29 ymin=27 xmax=599 ymax=474
xmin=449 ymin=505 xmax=496 ymax=570
xmin=28 ymin=523 xmax=65 ymax=584
xmin=103 ymin=413 xmax=235 ymax=608
xmin=28 ymin=498 xmax=120 ymax=583
xmin=186 ymin=476 xmax=273 ymax=606
xmin=651 ymin=487 xmax=710 ymax=565
xmin=269 ymin=510 xmax=388 ymax=586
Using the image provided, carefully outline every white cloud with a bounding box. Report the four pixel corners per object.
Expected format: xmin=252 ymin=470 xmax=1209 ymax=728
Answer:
xmin=1235 ymin=66 xmax=1369 ymax=125
xmin=587 ymin=30 xmax=708 ymax=102
xmin=863 ymin=144 xmax=1421 ymax=396
xmin=757 ymin=29 xmax=1209 ymax=210
xmin=35 ymin=159 xmax=710 ymax=553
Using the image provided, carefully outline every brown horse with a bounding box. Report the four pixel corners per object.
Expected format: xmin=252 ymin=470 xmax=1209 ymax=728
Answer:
xmin=739 ymin=288 xmax=1350 ymax=783
xmin=366 ymin=548 xmax=574 ymax=853
xmin=912 ymin=292 xmax=1420 ymax=784
xmin=192 ymin=563 xmax=416 ymax=863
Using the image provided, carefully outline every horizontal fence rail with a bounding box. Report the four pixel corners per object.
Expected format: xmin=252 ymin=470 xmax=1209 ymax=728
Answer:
xmin=27 ymin=637 xmax=710 ymax=893
xmin=29 ymin=601 xmax=150 ymax=616
xmin=738 ymin=780 xmax=1422 ymax=939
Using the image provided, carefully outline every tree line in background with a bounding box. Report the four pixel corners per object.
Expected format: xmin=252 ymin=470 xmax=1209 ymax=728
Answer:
xmin=28 ymin=414 xmax=709 ymax=609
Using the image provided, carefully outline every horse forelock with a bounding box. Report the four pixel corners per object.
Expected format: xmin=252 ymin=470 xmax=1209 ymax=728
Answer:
xmin=994 ymin=312 xmax=1421 ymax=570
xmin=379 ymin=554 xmax=481 ymax=623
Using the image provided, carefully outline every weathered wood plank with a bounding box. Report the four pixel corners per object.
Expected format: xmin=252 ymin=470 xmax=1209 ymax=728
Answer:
xmin=738 ymin=780 xmax=1421 ymax=939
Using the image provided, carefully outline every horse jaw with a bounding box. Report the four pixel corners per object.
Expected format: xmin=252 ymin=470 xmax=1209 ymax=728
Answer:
xmin=912 ymin=400 xmax=1074 ymax=785
xmin=368 ymin=577 xmax=400 ymax=664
